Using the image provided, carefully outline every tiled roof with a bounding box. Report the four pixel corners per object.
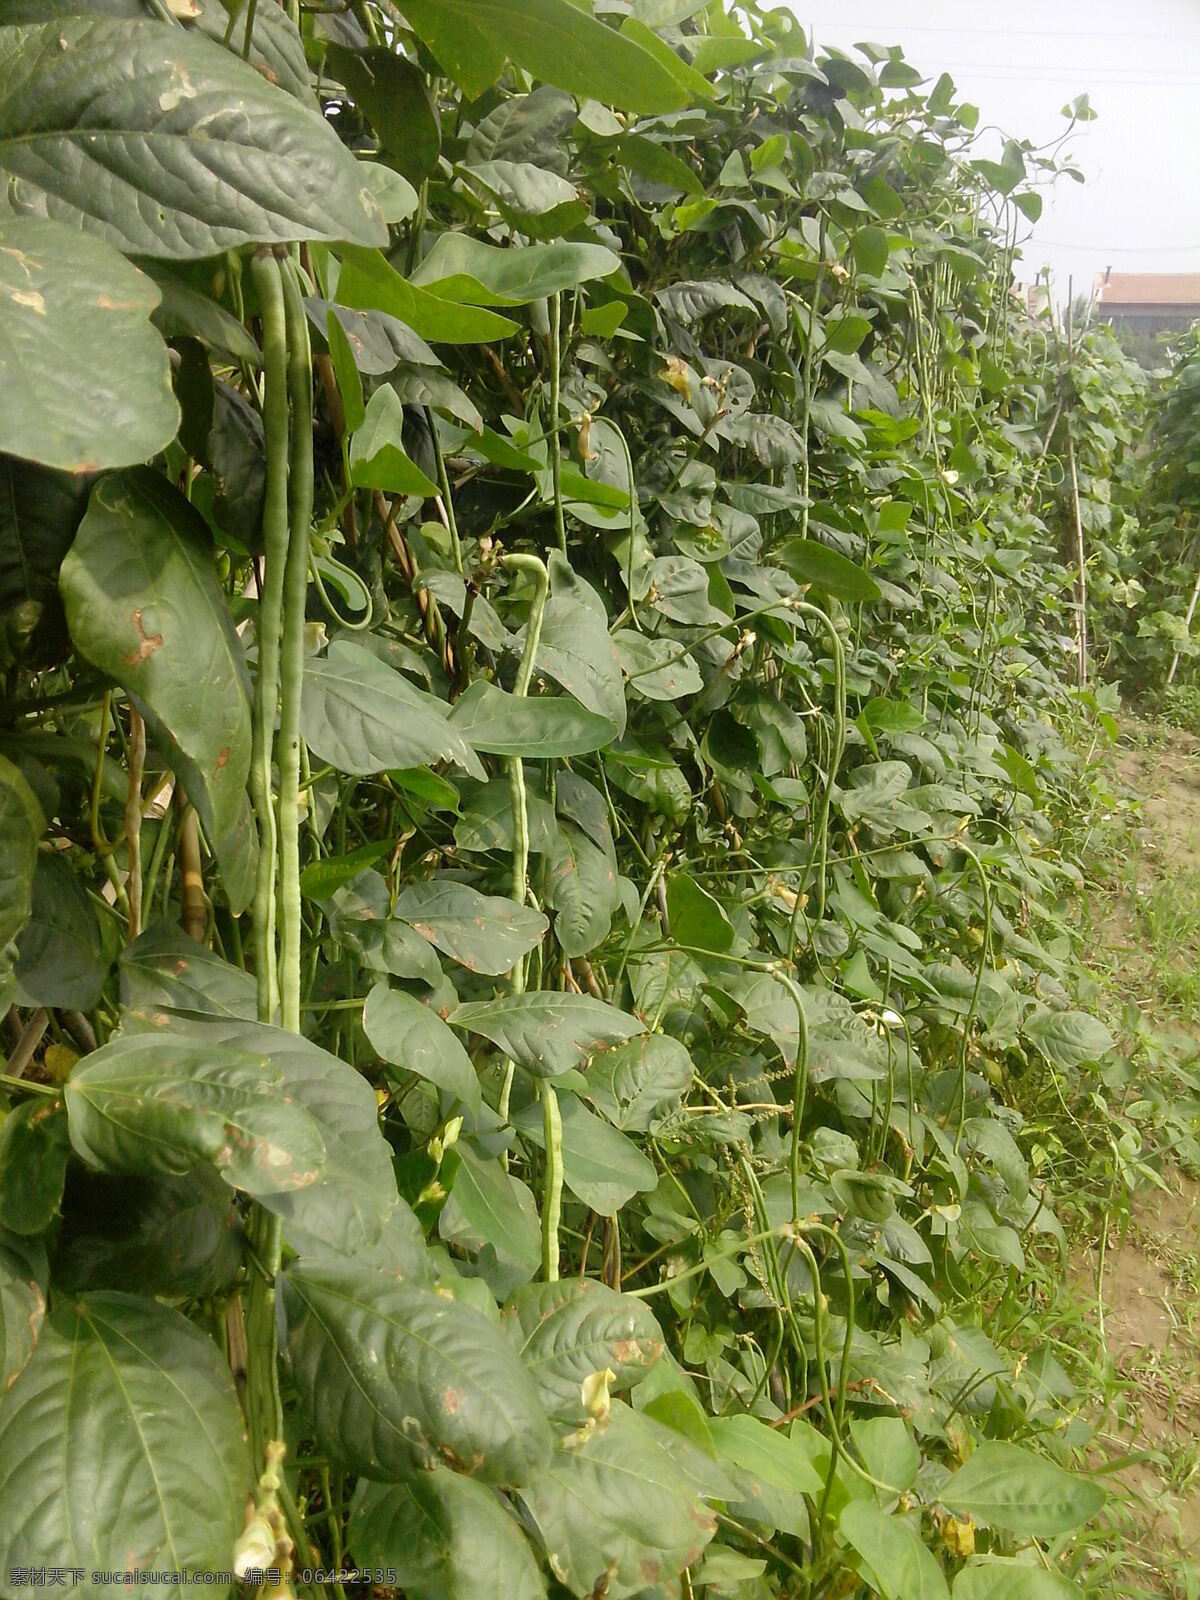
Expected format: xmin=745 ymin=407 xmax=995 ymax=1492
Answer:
xmin=1096 ymin=273 xmax=1200 ymax=307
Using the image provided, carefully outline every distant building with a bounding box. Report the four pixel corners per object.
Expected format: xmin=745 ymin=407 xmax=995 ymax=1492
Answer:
xmin=1094 ymin=271 xmax=1200 ymax=334
xmin=1012 ymin=280 xmax=1051 ymax=318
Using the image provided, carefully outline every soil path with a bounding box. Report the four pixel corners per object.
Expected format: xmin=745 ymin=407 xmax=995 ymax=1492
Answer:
xmin=1085 ymin=726 xmax=1200 ymax=1590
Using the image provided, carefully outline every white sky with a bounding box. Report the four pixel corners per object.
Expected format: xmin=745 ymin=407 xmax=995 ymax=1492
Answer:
xmin=769 ymin=0 xmax=1200 ymax=298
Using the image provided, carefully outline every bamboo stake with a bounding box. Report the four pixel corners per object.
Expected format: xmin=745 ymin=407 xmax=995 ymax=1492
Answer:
xmin=1067 ymin=433 xmax=1088 ymax=687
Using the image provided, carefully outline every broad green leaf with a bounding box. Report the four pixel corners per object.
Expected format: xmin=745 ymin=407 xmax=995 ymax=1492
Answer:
xmin=776 ymin=537 xmax=882 ymax=603
xmin=60 ymin=470 xmax=258 ymax=913
xmin=412 ymin=235 xmax=620 ymax=305
xmin=839 ymin=1501 xmax=949 ymax=1600
xmin=0 ymin=18 xmax=386 ymax=258
xmin=465 ymin=159 xmax=587 ymax=237
xmin=941 ymin=1442 xmax=1105 ymax=1537
xmin=349 ymin=385 xmax=439 ymax=495
xmin=349 ymin=1474 xmax=546 ymax=1600
xmin=14 ymin=851 xmax=106 ymax=1010
xmin=666 ymin=871 xmax=735 ymax=953
xmin=55 ymin=1167 xmax=242 ymax=1299
xmin=0 ymin=219 xmax=177 ymax=471
xmin=324 ymin=45 xmax=440 ymax=183
xmin=535 ymin=555 xmax=627 ymax=734
xmin=119 ymin=922 xmax=258 ymax=1019
xmin=1021 ymin=1008 xmax=1114 ymax=1069
xmin=512 ymin=1091 xmax=657 ymax=1214
xmin=449 ymin=679 xmax=618 ymax=758
xmin=363 ymin=982 xmax=482 ymax=1123
xmin=440 ymin=1145 xmax=541 ymax=1292
xmin=124 ymin=1010 xmax=399 ymax=1256
xmin=615 ymin=631 xmax=703 ymax=701
xmin=299 ymin=842 xmax=390 ymax=901
xmin=502 ymin=1279 xmax=665 ymax=1422
xmin=849 ymin=1416 xmax=920 ymax=1494
xmin=0 ymin=1101 xmax=68 ymax=1238
xmin=584 ymin=1033 xmax=693 ymax=1132
xmin=518 ymin=1403 xmax=717 ymax=1600
xmin=0 ymin=754 xmax=43 ymax=1003
xmin=66 ymin=1032 xmax=327 ymax=1199
xmin=336 ymin=246 xmax=519 ymax=343
xmin=0 ymin=1231 xmax=44 ymax=1390
xmin=952 ymin=1560 xmax=1082 ymax=1600
xmin=282 ymin=1259 xmax=553 ymax=1484
xmin=398 ymin=0 xmax=694 ymax=111
xmin=544 ymin=820 xmax=618 ymax=957
xmin=301 ymin=639 xmax=484 ymax=778
xmin=451 ymin=991 xmax=643 ymax=1077
xmin=393 ymin=880 xmax=548 ymax=975
xmin=0 ymin=1293 xmax=249 ymax=1600
xmin=708 ymin=1415 xmax=824 ymax=1495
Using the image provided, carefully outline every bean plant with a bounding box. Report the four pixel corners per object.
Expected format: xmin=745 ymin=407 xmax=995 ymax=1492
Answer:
xmin=0 ymin=4 xmax=1138 ymax=1599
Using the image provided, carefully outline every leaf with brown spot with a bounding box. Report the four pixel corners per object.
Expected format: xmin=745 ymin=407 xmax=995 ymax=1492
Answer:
xmin=65 ymin=1032 xmax=327 ymax=1201
xmin=393 ymin=880 xmax=548 ymax=976
xmin=501 ymin=1280 xmax=665 ymax=1423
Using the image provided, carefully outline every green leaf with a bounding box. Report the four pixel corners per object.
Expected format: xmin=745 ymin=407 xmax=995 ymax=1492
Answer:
xmin=299 ymin=842 xmax=390 ymax=901
xmin=0 ymin=18 xmax=386 ymax=258
xmin=440 ymin=1145 xmax=541 ymax=1291
xmin=124 ymin=1011 xmax=399 ymax=1256
xmin=952 ymin=1560 xmax=1082 ymax=1600
xmin=535 ymin=555 xmax=627 ymax=735
xmin=0 ymin=1293 xmax=249 ymax=1599
xmin=350 ymin=386 xmax=439 ymax=495
xmin=941 ymin=1442 xmax=1105 ymax=1537
xmin=0 ymin=1100 xmax=68 ymax=1237
xmin=14 ymin=850 xmax=106 ymax=1010
xmin=325 ymin=309 xmax=365 ymax=434
xmin=584 ymin=1033 xmax=693 ymax=1132
xmin=518 ymin=1404 xmax=717 ymax=1600
xmin=708 ymin=1415 xmax=824 ymax=1495
xmin=666 ymin=871 xmax=735 ymax=953
xmin=363 ymin=982 xmax=482 ymax=1123
xmin=451 ymin=991 xmax=643 ymax=1077
xmin=65 ymin=1031 xmax=327 ymax=1196
xmin=55 ymin=1168 xmax=243 ymax=1299
xmin=302 ymin=639 xmax=484 ymax=778
xmin=1021 ymin=1009 xmax=1114 ymax=1069
xmin=449 ymin=679 xmax=618 ymax=758
xmin=0 ymin=754 xmax=43 ymax=1000
xmin=349 ymin=1474 xmax=547 ymax=1600
xmin=412 ymin=235 xmax=620 ymax=305
xmin=849 ymin=1416 xmax=920 ymax=1494
xmin=0 ymin=1231 xmax=44 ymax=1390
xmin=336 ymin=246 xmax=519 ymax=344
xmin=60 ymin=469 xmax=258 ymax=914
xmin=398 ymin=0 xmax=694 ymax=112
xmin=512 ymin=1091 xmax=657 ymax=1214
xmin=393 ymin=880 xmax=548 ymax=975
xmin=282 ymin=1259 xmax=553 ymax=1484
xmin=324 ymin=45 xmax=440 ymax=183
xmin=502 ymin=1279 xmax=665 ymax=1422
xmin=0 ymin=219 xmax=177 ymax=471
xmin=544 ymin=820 xmax=618 ymax=958
xmin=776 ymin=538 xmax=882 ymax=603
xmin=119 ymin=922 xmax=258 ymax=1019
xmin=839 ymin=1501 xmax=949 ymax=1600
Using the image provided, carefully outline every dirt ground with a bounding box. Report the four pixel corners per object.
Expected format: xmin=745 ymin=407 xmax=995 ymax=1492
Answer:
xmin=1085 ymin=727 xmax=1200 ymax=1584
